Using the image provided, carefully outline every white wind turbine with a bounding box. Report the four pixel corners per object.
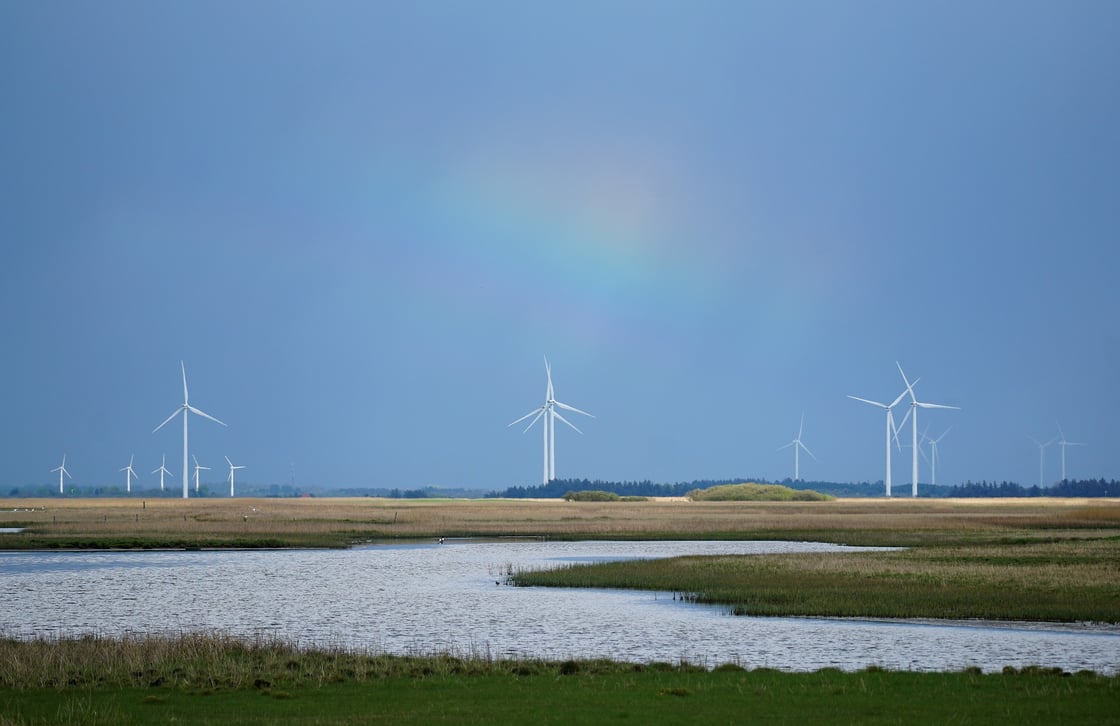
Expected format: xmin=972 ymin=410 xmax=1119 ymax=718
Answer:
xmin=1026 ymin=435 xmax=1056 ymax=488
xmin=120 ymin=454 xmax=137 ymax=494
xmin=848 ymin=381 xmax=914 ymax=498
xmin=508 ymin=358 xmax=593 ymax=484
xmin=1055 ymin=422 xmax=1084 ymax=482
xmin=154 ymin=361 xmax=226 ymax=499
xmin=225 ymin=456 xmax=245 ymax=497
xmin=52 ymin=454 xmax=71 ymax=495
xmin=777 ymin=413 xmax=816 ymax=481
xmin=922 ymin=427 xmax=951 ymax=487
xmin=192 ymin=455 xmax=210 ymax=494
xmin=896 ymin=362 xmax=959 ymax=498
xmin=152 ymin=454 xmax=173 ymax=492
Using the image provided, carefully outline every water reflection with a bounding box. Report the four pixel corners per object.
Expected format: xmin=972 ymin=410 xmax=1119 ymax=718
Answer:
xmin=0 ymin=540 xmax=1116 ymax=673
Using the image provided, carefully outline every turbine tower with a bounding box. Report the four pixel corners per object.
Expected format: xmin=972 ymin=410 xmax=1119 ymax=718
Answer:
xmin=192 ymin=455 xmax=210 ymax=494
xmin=777 ymin=413 xmax=816 ymax=481
xmin=848 ymin=382 xmax=913 ymax=498
xmin=120 ymin=455 xmax=137 ymax=494
xmin=509 ymin=357 xmax=593 ymax=484
xmin=225 ymin=456 xmax=245 ymax=497
xmin=152 ymin=454 xmax=173 ymax=492
xmin=51 ymin=454 xmax=71 ymax=495
xmin=1026 ymin=435 xmax=1055 ymax=488
xmin=1054 ymin=423 xmax=1084 ymax=482
xmin=154 ymin=361 xmax=226 ymax=499
xmin=896 ymin=362 xmax=959 ymax=498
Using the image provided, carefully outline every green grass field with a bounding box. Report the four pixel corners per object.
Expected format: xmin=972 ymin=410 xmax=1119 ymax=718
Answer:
xmin=0 ymin=636 xmax=1117 ymax=725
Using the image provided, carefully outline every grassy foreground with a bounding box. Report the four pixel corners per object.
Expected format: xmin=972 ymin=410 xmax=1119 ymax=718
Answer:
xmin=0 ymin=635 xmax=1117 ymax=725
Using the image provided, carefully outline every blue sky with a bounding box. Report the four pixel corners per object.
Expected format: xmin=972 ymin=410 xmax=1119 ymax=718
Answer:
xmin=2 ymin=1 xmax=1117 ymax=493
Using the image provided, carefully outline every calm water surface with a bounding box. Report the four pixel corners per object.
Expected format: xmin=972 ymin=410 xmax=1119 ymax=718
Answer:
xmin=1 ymin=540 xmax=1116 ymax=673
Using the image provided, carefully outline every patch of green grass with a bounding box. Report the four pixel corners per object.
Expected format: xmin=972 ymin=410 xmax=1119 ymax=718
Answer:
xmin=1 ymin=666 xmax=1116 ymax=725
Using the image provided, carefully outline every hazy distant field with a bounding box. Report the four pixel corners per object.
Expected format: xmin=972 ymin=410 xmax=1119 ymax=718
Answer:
xmin=1 ymin=496 xmax=1117 ymax=549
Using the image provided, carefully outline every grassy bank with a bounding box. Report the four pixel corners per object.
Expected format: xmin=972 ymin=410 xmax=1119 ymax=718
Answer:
xmin=511 ymin=538 xmax=1120 ymax=622
xmin=0 ymin=635 xmax=1117 ymax=725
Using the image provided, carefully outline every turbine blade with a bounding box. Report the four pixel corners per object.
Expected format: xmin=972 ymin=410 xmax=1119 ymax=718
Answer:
xmin=847 ymin=395 xmax=886 ymax=408
xmin=554 ymin=400 xmax=594 ymax=417
xmin=521 ymin=408 xmax=546 ymax=433
xmin=225 ymin=455 xmax=232 ymax=466
xmin=798 ymin=413 xmax=804 ymax=440
xmin=508 ymin=407 xmax=543 ymax=427
xmin=894 ymin=408 xmax=911 ymax=449
xmin=916 ymin=402 xmax=960 ymax=410
xmin=777 ymin=441 xmax=794 ymax=451
xmin=552 ymin=410 xmax=583 ymax=434
xmin=896 ymin=362 xmax=917 ymax=403
xmin=181 ymin=361 xmax=189 ymax=403
xmin=153 ymin=408 xmax=182 ymax=433
xmin=187 ymin=405 xmax=227 ymax=426
xmin=888 ymin=377 xmax=919 ymax=409
xmin=799 ymin=441 xmax=816 ymax=460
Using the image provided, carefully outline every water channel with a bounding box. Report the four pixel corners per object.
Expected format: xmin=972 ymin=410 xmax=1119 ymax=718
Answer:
xmin=1 ymin=540 xmax=1116 ymax=673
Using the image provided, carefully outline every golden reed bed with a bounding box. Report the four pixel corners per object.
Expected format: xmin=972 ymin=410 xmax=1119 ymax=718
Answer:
xmin=2 ymin=497 xmax=1118 ymax=546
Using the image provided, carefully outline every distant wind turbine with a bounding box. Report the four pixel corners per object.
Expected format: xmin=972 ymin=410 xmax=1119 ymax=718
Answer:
xmin=777 ymin=413 xmax=816 ymax=481
xmin=1054 ymin=422 xmax=1084 ymax=482
xmin=896 ymin=362 xmax=959 ymax=498
xmin=922 ymin=427 xmax=951 ymax=487
xmin=1026 ymin=435 xmax=1055 ymax=488
xmin=154 ymin=361 xmax=226 ymax=499
xmin=120 ymin=455 xmax=137 ymax=494
xmin=151 ymin=454 xmax=173 ymax=492
xmin=848 ymin=380 xmax=914 ymax=498
xmin=508 ymin=357 xmax=593 ymax=484
xmin=51 ymin=454 xmax=71 ymax=495
xmin=225 ymin=456 xmax=245 ymax=497
xmin=192 ymin=455 xmax=210 ymax=494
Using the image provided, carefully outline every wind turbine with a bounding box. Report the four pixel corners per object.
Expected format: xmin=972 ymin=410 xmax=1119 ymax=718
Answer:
xmin=923 ymin=427 xmax=951 ymax=487
xmin=192 ymin=455 xmax=210 ymax=494
xmin=777 ymin=413 xmax=816 ymax=481
xmin=151 ymin=454 xmax=173 ymax=492
xmin=1054 ymin=422 xmax=1084 ymax=482
xmin=51 ymin=454 xmax=71 ymax=495
xmin=154 ymin=361 xmax=226 ymax=499
xmin=848 ymin=382 xmax=914 ymax=498
xmin=896 ymin=362 xmax=959 ymax=498
xmin=508 ymin=357 xmax=593 ymax=484
xmin=1026 ymin=435 xmax=1055 ymax=488
xmin=120 ymin=455 xmax=137 ymax=494
xmin=225 ymin=456 xmax=245 ymax=497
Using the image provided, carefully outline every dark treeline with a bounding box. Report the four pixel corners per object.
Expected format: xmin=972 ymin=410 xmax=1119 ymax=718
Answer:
xmin=489 ymin=479 xmax=707 ymax=499
xmin=948 ymin=479 xmax=1120 ymax=498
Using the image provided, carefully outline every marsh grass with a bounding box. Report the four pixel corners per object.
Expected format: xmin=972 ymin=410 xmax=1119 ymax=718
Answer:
xmin=2 ymin=497 xmax=1118 ymax=550
xmin=0 ymin=636 xmax=1117 ymax=725
xmin=511 ymin=538 xmax=1120 ymax=622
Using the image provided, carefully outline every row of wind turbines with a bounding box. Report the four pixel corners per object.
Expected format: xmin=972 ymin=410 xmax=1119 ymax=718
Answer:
xmin=510 ymin=358 xmax=1086 ymax=495
xmin=51 ymin=362 xmax=246 ymax=498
